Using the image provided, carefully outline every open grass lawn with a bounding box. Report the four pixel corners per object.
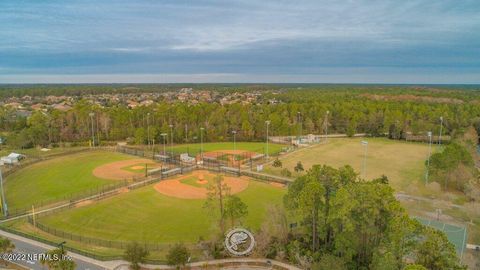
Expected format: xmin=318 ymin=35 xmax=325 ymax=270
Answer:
xmin=38 ymin=180 xmax=285 ymax=244
xmin=265 ymin=138 xmax=432 ymax=195
xmin=5 ymin=151 xmax=135 ymax=210
xmin=170 ymin=142 xmax=285 ymax=156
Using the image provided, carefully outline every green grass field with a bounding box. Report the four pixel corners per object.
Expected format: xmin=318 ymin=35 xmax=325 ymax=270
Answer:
xmin=265 ymin=138 xmax=432 ymax=195
xmin=0 ymin=146 xmax=90 ymax=159
xmin=38 ymin=178 xmax=285 ymax=244
xmin=5 ymin=151 xmax=135 ymax=211
xmin=169 ymin=142 xmax=285 ymax=156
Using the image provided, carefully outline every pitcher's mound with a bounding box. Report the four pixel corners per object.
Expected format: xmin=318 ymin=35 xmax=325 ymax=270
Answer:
xmin=197 ymin=179 xmax=208 ymax=185
xmin=154 ymin=170 xmax=249 ymax=199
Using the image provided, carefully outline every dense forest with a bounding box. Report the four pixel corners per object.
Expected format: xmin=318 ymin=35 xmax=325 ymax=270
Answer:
xmin=275 ymin=165 xmax=467 ymax=270
xmin=1 ymin=85 xmax=480 ymax=149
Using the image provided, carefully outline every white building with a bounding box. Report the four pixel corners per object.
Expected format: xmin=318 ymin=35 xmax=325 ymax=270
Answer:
xmin=1 ymin=153 xmax=25 ymax=165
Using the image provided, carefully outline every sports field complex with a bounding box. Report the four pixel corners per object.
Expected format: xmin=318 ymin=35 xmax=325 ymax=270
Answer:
xmin=0 ymin=138 xmax=471 ymax=261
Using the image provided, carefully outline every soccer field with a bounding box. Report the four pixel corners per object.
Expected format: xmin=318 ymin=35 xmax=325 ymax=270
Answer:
xmin=265 ymin=138 xmax=431 ymax=195
xmin=4 ymin=151 xmax=136 ymax=211
xmin=37 ymin=176 xmax=285 ymax=244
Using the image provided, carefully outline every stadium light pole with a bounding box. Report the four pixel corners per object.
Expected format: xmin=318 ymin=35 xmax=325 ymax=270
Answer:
xmin=438 ymin=116 xmax=444 ymax=146
xmin=232 ymin=130 xmax=237 ymax=152
xmin=0 ymin=165 xmax=7 ymax=217
xmin=200 ymin=127 xmax=205 ymax=158
xmin=265 ymin=121 xmax=271 ymax=160
xmin=325 ymin=110 xmax=330 ymax=143
xmin=89 ymin=112 xmax=95 ymax=147
xmin=185 ymin=124 xmax=188 ymax=143
xmin=297 ymin=111 xmax=302 ymax=144
xmin=361 ymin=140 xmax=368 ymax=179
xmin=147 ymin=113 xmax=151 ymax=149
xmin=425 ymin=131 xmax=433 ymax=185
xmin=169 ymin=124 xmax=174 ymax=156
xmin=160 ymin=133 xmax=167 ymax=155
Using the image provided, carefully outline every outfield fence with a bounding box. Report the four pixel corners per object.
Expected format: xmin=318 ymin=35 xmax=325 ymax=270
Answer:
xmin=0 ymin=225 xmax=168 ymax=263
xmin=26 ymin=217 xmax=196 ymax=252
xmin=2 ymin=180 xmax=130 ymax=219
xmin=115 ymin=145 xmax=154 ymax=159
xmin=240 ymin=170 xmax=292 ymax=185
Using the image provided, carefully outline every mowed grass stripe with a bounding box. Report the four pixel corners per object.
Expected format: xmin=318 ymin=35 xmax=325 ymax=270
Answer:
xmin=5 ymin=151 xmax=135 ymax=210
xmin=39 ymin=180 xmax=285 ymax=244
xmin=170 ymin=142 xmax=285 ymax=156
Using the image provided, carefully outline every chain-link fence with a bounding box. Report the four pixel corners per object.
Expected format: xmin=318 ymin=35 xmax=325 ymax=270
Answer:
xmin=2 ymin=179 xmax=130 ymax=220
xmin=27 ymin=217 xmax=180 ymax=251
xmin=116 ymin=145 xmax=271 ymax=170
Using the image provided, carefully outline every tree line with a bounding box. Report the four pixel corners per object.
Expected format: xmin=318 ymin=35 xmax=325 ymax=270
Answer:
xmin=2 ymin=87 xmax=480 ymax=149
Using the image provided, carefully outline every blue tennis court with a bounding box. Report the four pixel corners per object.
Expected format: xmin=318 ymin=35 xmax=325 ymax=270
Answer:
xmin=415 ymin=217 xmax=467 ymax=260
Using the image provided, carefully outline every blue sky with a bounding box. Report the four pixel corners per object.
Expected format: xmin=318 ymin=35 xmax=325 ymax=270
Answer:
xmin=0 ymin=0 xmax=479 ymax=83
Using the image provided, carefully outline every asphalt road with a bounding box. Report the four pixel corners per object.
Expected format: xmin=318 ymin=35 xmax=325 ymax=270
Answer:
xmin=7 ymin=237 xmax=106 ymax=270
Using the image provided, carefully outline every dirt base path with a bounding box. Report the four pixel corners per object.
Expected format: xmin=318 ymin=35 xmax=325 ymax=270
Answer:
xmin=93 ymin=159 xmax=156 ymax=180
xmin=153 ymin=170 xmax=249 ymax=199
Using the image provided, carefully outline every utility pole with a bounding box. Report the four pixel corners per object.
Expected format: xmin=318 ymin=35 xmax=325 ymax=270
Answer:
xmin=425 ymin=131 xmax=433 ymax=185
xmin=361 ymin=140 xmax=368 ymax=179
xmin=89 ymin=112 xmax=95 ymax=147
xmin=0 ymin=165 xmax=7 ymax=217
xmin=265 ymin=121 xmax=271 ymax=160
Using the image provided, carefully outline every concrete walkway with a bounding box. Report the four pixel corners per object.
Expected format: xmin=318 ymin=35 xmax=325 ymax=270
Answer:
xmin=0 ymin=229 xmax=114 ymax=270
xmin=113 ymin=258 xmax=302 ymax=270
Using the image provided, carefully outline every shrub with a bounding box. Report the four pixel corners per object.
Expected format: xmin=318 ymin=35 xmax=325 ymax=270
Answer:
xmin=280 ymin=168 xmax=292 ymax=177
xmin=123 ymin=242 xmax=149 ymax=270
xmin=166 ymin=243 xmax=190 ymax=269
xmin=273 ymin=158 xmax=282 ymax=168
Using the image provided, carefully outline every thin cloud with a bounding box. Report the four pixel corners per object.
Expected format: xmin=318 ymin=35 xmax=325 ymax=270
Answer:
xmin=0 ymin=0 xmax=479 ymax=82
